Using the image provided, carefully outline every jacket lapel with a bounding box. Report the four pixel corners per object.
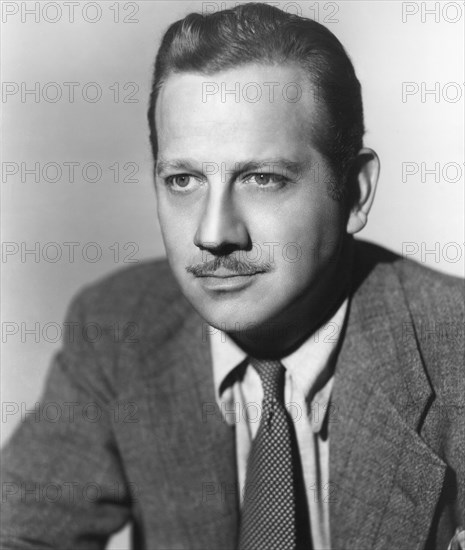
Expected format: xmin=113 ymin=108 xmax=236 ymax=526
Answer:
xmin=143 ymin=302 xmax=239 ymax=549
xmin=329 ymin=253 xmax=447 ymax=550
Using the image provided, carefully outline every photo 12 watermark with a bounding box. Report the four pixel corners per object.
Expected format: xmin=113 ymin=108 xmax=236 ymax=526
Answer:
xmin=1 ymin=320 xmax=140 ymax=344
xmin=2 ymin=400 xmax=139 ymax=424
xmin=402 ymin=81 xmax=463 ymax=103
xmin=2 ymin=481 xmax=139 ymax=504
xmin=401 ymin=2 xmax=463 ymax=23
xmin=202 ymin=317 xmax=343 ymax=344
xmin=201 ymin=480 xmax=339 ymax=504
xmin=2 ymin=81 xmax=140 ymax=104
xmin=2 ymin=161 xmax=140 ymax=184
xmin=201 ymin=399 xmax=340 ymax=427
xmin=402 ymin=162 xmax=463 ymax=183
xmin=201 ymin=2 xmax=341 ymax=23
xmin=1 ymin=241 xmax=140 ymax=264
xmin=402 ymin=241 xmax=464 ymax=264
xmin=1 ymin=2 xmax=140 ymax=24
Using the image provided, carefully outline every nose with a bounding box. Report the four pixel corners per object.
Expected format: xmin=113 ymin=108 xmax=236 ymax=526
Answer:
xmin=194 ymin=188 xmax=249 ymax=254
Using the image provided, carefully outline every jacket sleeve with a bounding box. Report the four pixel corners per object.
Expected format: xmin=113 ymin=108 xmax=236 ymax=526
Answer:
xmin=0 ymin=291 xmax=133 ymax=549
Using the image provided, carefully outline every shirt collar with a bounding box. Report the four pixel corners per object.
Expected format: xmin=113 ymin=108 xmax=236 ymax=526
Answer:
xmin=209 ymin=298 xmax=349 ymax=433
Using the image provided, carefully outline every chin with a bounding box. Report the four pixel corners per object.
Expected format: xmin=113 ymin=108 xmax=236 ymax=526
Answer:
xmin=196 ymin=303 xmax=258 ymax=332
xmin=193 ymin=297 xmax=283 ymax=335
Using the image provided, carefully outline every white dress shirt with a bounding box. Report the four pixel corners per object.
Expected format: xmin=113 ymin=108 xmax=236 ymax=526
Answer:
xmin=209 ymin=298 xmax=348 ymax=550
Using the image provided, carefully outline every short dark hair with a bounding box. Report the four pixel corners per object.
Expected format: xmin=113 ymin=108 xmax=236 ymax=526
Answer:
xmin=147 ymin=2 xmax=364 ymax=201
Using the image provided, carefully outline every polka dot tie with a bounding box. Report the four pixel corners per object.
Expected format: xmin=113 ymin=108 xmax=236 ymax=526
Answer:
xmin=238 ymin=358 xmax=312 ymax=550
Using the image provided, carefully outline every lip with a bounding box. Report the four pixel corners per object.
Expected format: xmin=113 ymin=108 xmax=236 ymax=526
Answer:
xmin=196 ymin=272 xmax=262 ymax=291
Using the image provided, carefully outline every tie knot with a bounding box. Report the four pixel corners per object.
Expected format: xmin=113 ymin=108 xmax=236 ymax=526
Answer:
xmin=249 ymin=358 xmax=285 ymax=404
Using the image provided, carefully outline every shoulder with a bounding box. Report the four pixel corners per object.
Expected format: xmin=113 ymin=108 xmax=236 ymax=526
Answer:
xmin=58 ymin=257 xmax=194 ymax=390
xmin=63 ymin=257 xmax=194 ymax=355
xmin=355 ymin=239 xmax=464 ymax=396
xmin=354 ymin=239 xmax=464 ymax=315
xmin=70 ymin=257 xmax=184 ymax=318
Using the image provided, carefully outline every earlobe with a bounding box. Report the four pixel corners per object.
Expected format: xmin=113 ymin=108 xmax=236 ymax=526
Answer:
xmin=346 ymin=148 xmax=380 ymax=235
xmin=347 ymin=211 xmax=367 ymax=234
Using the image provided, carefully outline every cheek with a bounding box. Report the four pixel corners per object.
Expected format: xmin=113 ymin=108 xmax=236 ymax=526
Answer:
xmin=158 ymin=203 xmax=190 ymax=247
xmin=268 ymin=207 xmax=342 ymax=275
xmin=159 ymin=219 xmax=185 ymax=267
xmin=266 ymin=208 xmax=321 ymax=252
xmin=157 ymin=191 xmax=204 ymax=242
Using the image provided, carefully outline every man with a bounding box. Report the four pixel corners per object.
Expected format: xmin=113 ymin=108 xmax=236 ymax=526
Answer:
xmin=1 ymin=3 xmax=464 ymax=550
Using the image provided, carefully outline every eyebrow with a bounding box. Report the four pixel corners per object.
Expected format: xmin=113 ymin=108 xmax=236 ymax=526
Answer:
xmin=156 ymin=157 xmax=305 ymax=178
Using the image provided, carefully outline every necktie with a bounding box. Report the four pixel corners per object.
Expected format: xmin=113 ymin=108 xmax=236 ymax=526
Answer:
xmin=238 ymin=358 xmax=312 ymax=550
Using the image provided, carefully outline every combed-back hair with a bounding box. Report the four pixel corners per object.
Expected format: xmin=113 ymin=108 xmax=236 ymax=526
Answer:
xmin=147 ymin=2 xmax=364 ymax=201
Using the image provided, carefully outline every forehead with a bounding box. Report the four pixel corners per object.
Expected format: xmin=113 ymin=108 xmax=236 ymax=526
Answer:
xmin=154 ymin=63 xmax=322 ymax=162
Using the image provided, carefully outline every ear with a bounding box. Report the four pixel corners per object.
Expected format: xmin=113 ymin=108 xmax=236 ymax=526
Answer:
xmin=346 ymin=148 xmax=380 ymax=234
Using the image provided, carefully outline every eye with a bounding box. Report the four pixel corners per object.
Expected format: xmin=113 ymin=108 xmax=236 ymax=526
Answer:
xmin=164 ymin=174 xmax=200 ymax=193
xmin=244 ymin=173 xmax=288 ymax=188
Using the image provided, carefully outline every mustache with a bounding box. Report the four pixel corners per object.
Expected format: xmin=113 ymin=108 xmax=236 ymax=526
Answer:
xmin=186 ymin=255 xmax=272 ymax=277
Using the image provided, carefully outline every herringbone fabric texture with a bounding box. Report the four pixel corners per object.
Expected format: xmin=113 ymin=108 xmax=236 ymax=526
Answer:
xmin=238 ymin=358 xmax=309 ymax=550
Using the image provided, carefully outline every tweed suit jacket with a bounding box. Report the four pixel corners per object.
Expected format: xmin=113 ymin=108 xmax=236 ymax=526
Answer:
xmin=1 ymin=240 xmax=464 ymax=550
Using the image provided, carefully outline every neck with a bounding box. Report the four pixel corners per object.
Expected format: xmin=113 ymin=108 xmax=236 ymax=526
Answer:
xmin=230 ymin=238 xmax=354 ymax=359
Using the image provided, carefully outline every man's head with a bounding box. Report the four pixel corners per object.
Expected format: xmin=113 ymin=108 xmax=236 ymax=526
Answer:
xmin=149 ymin=2 xmax=365 ymax=199
xmin=149 ymin=3 xmax=380 ymax=353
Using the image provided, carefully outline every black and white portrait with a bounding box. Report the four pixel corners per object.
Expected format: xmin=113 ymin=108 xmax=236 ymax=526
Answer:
xmin=1 ymin=1 xmax=464 ymax=549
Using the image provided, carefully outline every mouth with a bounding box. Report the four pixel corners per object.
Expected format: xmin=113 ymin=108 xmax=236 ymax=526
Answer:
xmin=195 ymin=270 xmax=264 ymax=291
xmin=195 ymin=267 xmax=266 ymax=278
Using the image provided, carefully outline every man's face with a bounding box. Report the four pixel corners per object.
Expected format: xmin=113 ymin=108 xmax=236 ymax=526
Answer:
xmin=154 ymin=63 xmax=348 ymax=336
